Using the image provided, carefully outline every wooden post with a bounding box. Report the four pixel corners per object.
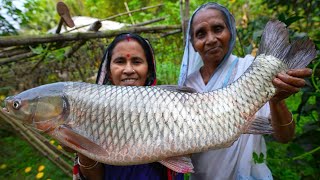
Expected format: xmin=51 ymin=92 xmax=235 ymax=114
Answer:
xmin=124 ymin=2 xmax=135 ymax=25
xmin=184 ymin=0 xmax=189 ymax=35
xmin=56 ymin=2 xmax=75 ymax=34
xmin=180 ymin=0 xmax=190 ymax=45
xmin=0 ymin=112 xmax=73 ymax=177
xmin=180 ymin=0 xmax=185 ymax=45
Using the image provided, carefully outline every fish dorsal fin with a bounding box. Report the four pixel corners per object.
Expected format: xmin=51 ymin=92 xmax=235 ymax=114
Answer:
xmin=50 ymin=125 xmax=108 ymax=160
xmin=159 ymin=155 xmax=194 ymax=173
xmin=157 ymin=85 xmax=197 ymax=93
xmin=244 ymin=116 xmax=274 ymax=134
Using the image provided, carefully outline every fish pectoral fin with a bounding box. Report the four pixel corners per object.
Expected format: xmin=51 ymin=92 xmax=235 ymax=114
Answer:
xmin=157 ymin=85 xmax=197 ymax=93
xmin=245 ymin=116 xmax=274 ymax=134
xmin=158 ymin=155 xmax=194 ymax=173
xmin=53 ymin=125 xmax=108 ymax=159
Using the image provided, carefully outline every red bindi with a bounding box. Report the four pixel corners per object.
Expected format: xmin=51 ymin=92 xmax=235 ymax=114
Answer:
xmin=126 ymin=54 xmax=130 ymax=58
xmin=126 ymin=34 xmax=131 ymax=41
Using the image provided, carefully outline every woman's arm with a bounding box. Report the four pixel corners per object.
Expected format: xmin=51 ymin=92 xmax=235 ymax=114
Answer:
xmin=77 ymin=153 xmax=104 ymax=180
xmin=269 ymin=100 xmax=295 ymax=143
xmin=60 ymin=145 xmax=104 ymax=179
xmin=269 ymin=68 xmax=312 ymax=143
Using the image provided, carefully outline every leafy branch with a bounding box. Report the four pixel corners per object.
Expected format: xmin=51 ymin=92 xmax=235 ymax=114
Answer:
xmin=267 ymin=146 xmax=320 ymax=162
xmin=311 ymin=60 xmax=320 ymax=92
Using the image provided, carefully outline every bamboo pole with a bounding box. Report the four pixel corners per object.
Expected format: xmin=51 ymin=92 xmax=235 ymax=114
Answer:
xmin=13 ymin=121 xmax=73 ymax=176
xmin=0 ymin=112 xmax=73 ymax=177
xmin=7 ymin=119 xmax=68 ymax=172
xmin=64 ymin=41 xmax=86 ymax=58
xmin=132 ymin=17 xmax=165 ymax=27
xmin=124 ymin=2 xmax=135 ymax=25
xmin=28 ymin=127 xmax=74 ymax=161
xmin=64 ymin=20 xmax=103 ymax=59
xmin=67 ymin=4 xmax=163 ymax=33
xmin=4 ymin=115 xmax=73 ymax=169
xmin=161 ymin=29 xmax=182 ymax=37
xmin=184 ymin=0 xmax=190 ymax=33
xmin=0 ymin=23 xmax=169 ymax=65
xmin=0 ymin=25 xmax=181 ymax=47
xmin=0 ymin=52 xmax=37 ymax=65
xmin=0 ymin=42 xmax=75 ymax=66
xmin=0 ymin=48 xmax=29 ymax=58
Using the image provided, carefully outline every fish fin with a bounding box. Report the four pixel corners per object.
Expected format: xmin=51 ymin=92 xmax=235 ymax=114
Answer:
xmin=257 ymin=19 xmax=291 ymax=60
xmin=51 ymin=125 xmax=108 ymax=159
xmin=257 ymin=19 xmax=316 ymax=69
xmin=245 ymin=116 xmax=273 ymax=134
xmin=157 ymin=85 xmax=197 ymax=93
xmin=285 ymin=39 xmax=317 ymax=69
xmin=159 ymin=155 xmax=194 ymax=173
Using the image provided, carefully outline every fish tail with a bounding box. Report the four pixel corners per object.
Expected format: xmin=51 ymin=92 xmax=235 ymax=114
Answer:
xmin=285 ymin=39 xmax=317 ymax=69
xmin=257 ymin=19 xmax=317 ymax=69
xmin=257 ymin=20 xmax=291 ymax=60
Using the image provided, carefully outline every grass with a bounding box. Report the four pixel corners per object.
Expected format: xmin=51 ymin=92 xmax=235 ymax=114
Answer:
xmin=0 ymin=122 xmax=72 ymax=180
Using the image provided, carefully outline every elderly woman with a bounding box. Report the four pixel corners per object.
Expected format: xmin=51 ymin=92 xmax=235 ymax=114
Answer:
xmin=74 ymin=33 xmax=183 ymax=180
xmin=178 ymin=2 xmax=312 ymax=180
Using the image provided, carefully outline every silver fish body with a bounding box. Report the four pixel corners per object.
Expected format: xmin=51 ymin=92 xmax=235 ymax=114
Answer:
xmin=1 ymin=20 xmax=317 ymax=167
xmin=56 ymin=54 xmax=283 ymax=165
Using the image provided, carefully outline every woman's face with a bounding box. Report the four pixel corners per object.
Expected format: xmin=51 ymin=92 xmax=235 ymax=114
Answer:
xmin=191 ymin=8 xmax=231 ymax=64
xmin=109 ymin=39 xmax=149 ymax=86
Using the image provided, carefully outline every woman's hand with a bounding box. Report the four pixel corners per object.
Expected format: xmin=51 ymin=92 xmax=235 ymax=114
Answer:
xmin=269 ymin=68 xmax=312 ymax=143
xmin=271 ymin=68 xmax=312 ymax=103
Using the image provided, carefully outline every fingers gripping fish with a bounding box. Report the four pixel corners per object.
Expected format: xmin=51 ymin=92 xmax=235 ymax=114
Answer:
xmin=1 ymin=20 xmax=317 ymax=173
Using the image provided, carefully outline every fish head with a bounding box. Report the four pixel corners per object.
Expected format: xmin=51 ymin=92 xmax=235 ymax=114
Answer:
xmin=1 ymin=82 xmax=69 ymax=132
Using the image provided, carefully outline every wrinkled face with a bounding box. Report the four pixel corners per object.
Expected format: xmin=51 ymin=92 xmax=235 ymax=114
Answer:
xmin=110 ymin=39 xmax=149 ymax=86
xmin=191 ymin=8 xmax=231 ymax=64
xmin=1 ymin=83 xmax=67 ymax=132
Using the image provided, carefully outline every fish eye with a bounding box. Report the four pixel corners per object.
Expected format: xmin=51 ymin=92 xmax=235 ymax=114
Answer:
xmin=13 ymin=100 xmax=21 ymax=110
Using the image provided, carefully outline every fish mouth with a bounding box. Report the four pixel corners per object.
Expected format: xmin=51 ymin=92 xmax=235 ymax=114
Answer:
xmin=1 ymin=104 xmax=12 ymax=117
xmin=2 ymin=107 xmax=9 ymax=113
xmin=0 ymin=107 xmax=11 ymax=120
xmin=1 ymin=98 xmax=10 ymax=114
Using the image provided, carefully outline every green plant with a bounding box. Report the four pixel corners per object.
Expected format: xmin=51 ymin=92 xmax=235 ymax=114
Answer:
xmin=0 ymin=123 xmax=72 ymax=179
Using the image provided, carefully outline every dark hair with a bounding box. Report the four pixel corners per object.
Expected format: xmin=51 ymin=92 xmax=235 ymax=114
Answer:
xmin=96 ymin=33 xmax=156 ymax=86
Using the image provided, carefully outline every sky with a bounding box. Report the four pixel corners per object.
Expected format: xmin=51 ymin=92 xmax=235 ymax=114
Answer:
xmin=0 ymin=0 xmax=25 ymax=30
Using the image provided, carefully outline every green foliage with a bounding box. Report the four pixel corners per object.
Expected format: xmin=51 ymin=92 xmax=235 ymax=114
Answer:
xmin=0 ymin=123 xmax=71 ymax=179
xmin=29 ymin=44 xmax=46 ymax=55
xmin=262 ymin=1 xmax=320 ymax=176
xmin=253 ymin=152 xmax=265 ymax=164
xmin=0 ymin=0 xmax=26 ymax=35
xmin=266 ymin=90 xmax=320 ymax=179
xmin=150 ymin=33 xmax=184 ymax=85
xmin=263 ymin=0 xmax=320 ymax=39
xmin=261 ymin=2 xmax=320 ymax=178
xmin=21 ymin=0 xmax=56 ymax=34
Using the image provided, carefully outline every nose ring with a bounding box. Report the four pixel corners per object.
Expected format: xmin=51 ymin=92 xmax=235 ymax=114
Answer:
xmin=132 ymin=69 xmax=135 ymax=73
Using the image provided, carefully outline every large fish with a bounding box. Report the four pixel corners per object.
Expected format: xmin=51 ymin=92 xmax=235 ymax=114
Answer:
xmin=1 ymin=20 xmax=317 ymax=173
